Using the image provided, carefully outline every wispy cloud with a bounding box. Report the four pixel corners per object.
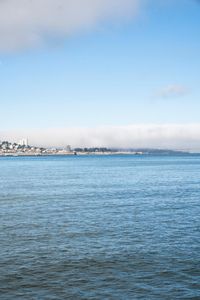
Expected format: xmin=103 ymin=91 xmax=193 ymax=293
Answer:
xmin=1 ymin=124 xmax=200 ymax=151
xmin=157 ymin=84 xmax=189 ymax=98
xmin=0 ymin=0 xmax=140 ymax=52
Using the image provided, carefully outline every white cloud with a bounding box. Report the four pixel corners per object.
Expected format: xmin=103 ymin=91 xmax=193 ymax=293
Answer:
xmin=1 ymin=124 xmax=200 ymax=151
xmin=157 ymin=84 xmax=189 ymax=98
xmin=0 ymin=0 xmax=140 ymax=52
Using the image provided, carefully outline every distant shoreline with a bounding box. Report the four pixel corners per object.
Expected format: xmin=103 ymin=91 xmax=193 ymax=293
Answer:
xmin=0 ymin=141 xmax=192 ymax=156
xmin=0 ymin=152 xmax=142 ymax=157
xmin=0 ymin=151 xmax=194 ymax=157
xmin=0 ymin=142 xmax=143 ymax=156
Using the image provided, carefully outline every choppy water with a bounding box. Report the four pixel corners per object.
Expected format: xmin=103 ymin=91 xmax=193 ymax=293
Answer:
xmin=0 ymin=155 xmax=199 ymax=299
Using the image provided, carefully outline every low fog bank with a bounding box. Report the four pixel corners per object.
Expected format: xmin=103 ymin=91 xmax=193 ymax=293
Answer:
xmin=1 ymin=124 xmax=200 ymax=151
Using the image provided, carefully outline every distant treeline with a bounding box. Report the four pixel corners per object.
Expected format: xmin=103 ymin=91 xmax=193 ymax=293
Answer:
xmin=74 ymin=147 xmax=113 ymax=153
xmin=74 ymin=147 xmax=189 ymax=155
xmin=0 ymin=141 xmax=28 ymax=150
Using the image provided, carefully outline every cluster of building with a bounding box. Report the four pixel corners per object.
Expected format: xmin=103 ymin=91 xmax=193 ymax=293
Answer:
xmin=0 ymin=140 xmax=40 ymax=156
xmin=0 ymin=140 xmax=73 ymax=156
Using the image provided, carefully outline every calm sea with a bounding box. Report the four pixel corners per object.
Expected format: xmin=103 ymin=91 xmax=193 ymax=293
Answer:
xmin=0 ymin=155 xmax=199 ymax=299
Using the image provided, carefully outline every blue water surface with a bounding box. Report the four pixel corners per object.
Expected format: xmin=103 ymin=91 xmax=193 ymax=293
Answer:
xmin=0 ymin=155 xmax=199 ymax=299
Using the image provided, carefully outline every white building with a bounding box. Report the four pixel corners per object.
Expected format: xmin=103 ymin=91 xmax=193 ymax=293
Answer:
xmin=18 ymin=138 xmax=28 ymax=147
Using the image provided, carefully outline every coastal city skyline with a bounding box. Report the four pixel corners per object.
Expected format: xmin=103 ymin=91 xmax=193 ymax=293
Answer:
xmin=0 ymin=0 xmax=200 ymax=149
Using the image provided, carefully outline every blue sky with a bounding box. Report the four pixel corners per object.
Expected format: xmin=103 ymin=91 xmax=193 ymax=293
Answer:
xmin=0 ymin=0 xmax=200 ymax=148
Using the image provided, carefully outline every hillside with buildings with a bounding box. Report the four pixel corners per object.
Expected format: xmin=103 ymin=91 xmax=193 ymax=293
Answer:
xmin=0 ymin=140 xmax=45 ymax=156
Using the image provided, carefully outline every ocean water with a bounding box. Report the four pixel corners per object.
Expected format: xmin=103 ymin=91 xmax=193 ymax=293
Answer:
xmin=0 ymin=155 xmax=199 ymax=300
